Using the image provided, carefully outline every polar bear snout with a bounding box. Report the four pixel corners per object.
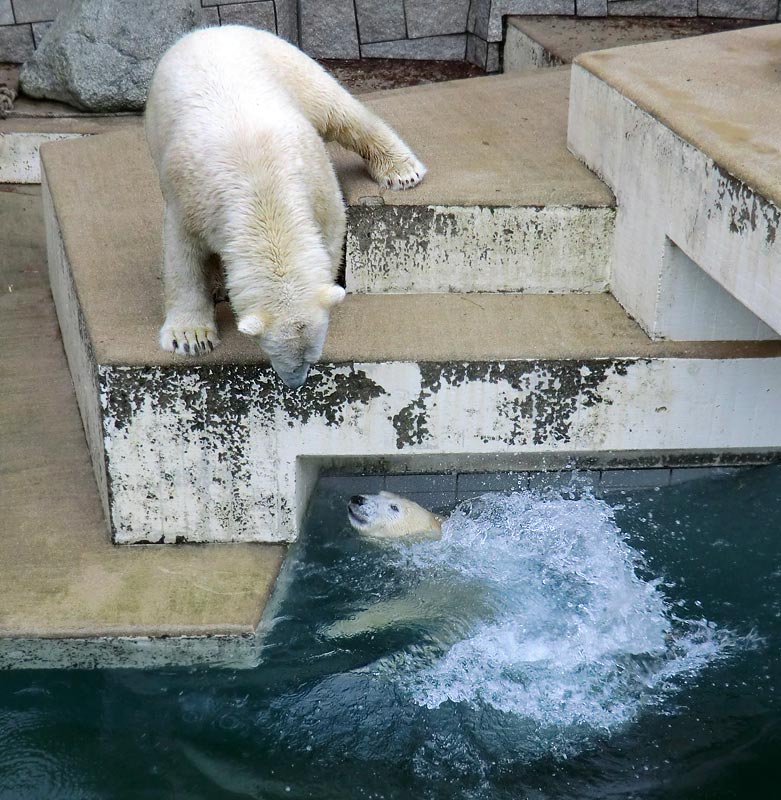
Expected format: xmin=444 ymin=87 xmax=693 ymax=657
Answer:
xmin=276 ymin=362 xmax=310 ymax=389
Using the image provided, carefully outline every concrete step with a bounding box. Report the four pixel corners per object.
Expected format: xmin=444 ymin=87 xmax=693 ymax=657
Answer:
xmin=4 ymin=67 xmax=616 ymax=295
xmin=40 ymin=124 xmax=781 ymax=546
xmin=338 ymin=69 xmax=615 ymax=294
xmin=504 ymin=14 xmax=768 ymax=73
xmin=0 ymin=184 xmax=285 ymax=670
xmin=568 ymin=24 xmax=781 ymax=340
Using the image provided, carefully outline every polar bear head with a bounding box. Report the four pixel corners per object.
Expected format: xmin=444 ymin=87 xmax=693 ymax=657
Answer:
xmin=237 ymin=285 xmax=346 ymax=388
xmin=347 ymin=491 xmax=443 ymax=539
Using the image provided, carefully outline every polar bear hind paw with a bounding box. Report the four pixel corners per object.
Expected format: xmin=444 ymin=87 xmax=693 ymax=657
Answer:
xmin=373 ymin=153 xmax=426 ymax=191
xmin=159 ymin=324 xmax=220 ymax=356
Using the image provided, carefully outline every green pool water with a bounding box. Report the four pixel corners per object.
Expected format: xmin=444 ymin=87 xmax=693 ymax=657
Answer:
xmin=1 ymin=466 xmax=780 ymax=799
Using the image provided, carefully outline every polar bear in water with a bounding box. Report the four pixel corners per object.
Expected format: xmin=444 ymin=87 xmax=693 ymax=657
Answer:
xmin=332 ymin=492 xmax=460 ymax=639
xmin=145 ymin=26 xmax=425 ymax=387
xmin=347 ymin=492 xmax=444 ymax=539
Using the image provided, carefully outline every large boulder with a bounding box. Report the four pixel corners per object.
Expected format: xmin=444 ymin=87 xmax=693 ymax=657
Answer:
xmin=19 ymin=0 xmax=204 ymax=112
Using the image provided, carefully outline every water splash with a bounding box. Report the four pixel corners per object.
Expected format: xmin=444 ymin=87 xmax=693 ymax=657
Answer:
xmin=359 ymin=491 xmax=735 ymax=732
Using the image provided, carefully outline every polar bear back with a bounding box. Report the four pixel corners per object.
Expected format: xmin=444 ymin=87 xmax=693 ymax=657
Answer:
xmin=146 ymin=26 xmax=331 ymax=169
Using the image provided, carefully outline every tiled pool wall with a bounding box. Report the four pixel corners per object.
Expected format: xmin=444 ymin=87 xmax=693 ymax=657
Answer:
xmin=318 ymin=464 xmax=762 ymax=513
xmin=3 ymin=1 xmax=781 ymax=67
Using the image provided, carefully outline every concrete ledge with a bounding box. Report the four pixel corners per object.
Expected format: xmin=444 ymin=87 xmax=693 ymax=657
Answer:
xmin=504 ymin=15 xmax=769 ymax=73
xmin=0 ymin=108 xmax=138 ymax=183
xmin=335 ymin=69 xmax=615 ymax=293
xmin=42 ymin=132 xmax=781 ymax=543
xmin=345 ymin=203 xmax=614 ymax=293
xmin=569 ymin=25 xmax=781 ymax=338
xmin=39 ymin=58 xmax=781 ymax=546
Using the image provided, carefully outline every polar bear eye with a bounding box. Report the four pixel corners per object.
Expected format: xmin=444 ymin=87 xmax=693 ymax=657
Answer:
xmin=389 ymin=504 xmax=400 ymax=513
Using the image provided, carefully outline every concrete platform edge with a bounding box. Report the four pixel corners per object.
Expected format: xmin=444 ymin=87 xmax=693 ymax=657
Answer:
xmin=568 ymin=63 xmax=781 ymax=339
xmin=42 ymin=165 xmax=114 ymax=531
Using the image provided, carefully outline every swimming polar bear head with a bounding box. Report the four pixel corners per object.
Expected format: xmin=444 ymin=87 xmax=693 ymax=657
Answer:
xmin=237 ymin=285 xmax=346 ymax=388
xmin=347 ymin=491 xmax=443 ymax=539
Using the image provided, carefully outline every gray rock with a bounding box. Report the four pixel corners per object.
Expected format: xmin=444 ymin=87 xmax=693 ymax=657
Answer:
xmin=299 ymin=0 xmax=359 ymax=58
xmin=606 ymin=0 xmax=696 ymax=16
xmin=0 ymin=24 xmax=35 ymax=63
xmin=405 ymin=0 xmax=471 ymax=39
xmin=577 ymin=0 xmax=607 ymax=15
xmin=32 ymin=21 xmax=54 ymax=48
xmin=274 ymin=0 xmax=299 ymax=44
xmin=698 ymin=0 xmax=778 ymax=19
xmin=12 ymin=0 xmax=67 ymax=25
xmin=1 ymin=0 xmax=14 ymax=26
xmin=218 ymin=0 xmax=276 ymax=31
xmin=355 ymin=0 xmax=406 ymax=44
xmin=19 ymin=0 xmax=202 ymax=112
xmin=361 ymin=34 xmax=466 ymax=60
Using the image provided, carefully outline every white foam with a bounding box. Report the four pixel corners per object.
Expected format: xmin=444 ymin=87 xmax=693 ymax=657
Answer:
xmin=372 ymin=491 xmax=736 ymax=731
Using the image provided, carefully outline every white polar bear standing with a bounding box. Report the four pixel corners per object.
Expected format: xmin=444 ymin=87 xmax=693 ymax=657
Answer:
xmin=145 ymin=26 xmax=425 ymax=387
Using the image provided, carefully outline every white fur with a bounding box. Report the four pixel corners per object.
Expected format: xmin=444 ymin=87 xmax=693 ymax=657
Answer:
xmin=347 ymin=491 xmax=443 ymax=539
xmin=145 ymin=26 xmax=425 ymax=386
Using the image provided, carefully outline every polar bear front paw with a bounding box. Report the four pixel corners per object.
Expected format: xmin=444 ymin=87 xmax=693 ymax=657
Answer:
xmin=159 ymin=322 xmax=220 ymax=356
xmin=372 ymin=152 xmax=426 ymax=191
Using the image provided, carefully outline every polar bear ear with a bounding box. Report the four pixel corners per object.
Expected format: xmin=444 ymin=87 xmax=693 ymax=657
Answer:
xmin=237 ymin=314 xmax=265 ymax=336
xmin=318 ymin=285 xmax=346 ymax=309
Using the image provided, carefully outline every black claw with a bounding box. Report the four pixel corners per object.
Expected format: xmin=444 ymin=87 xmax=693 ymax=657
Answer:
xmin=172 ymin=339 xmax=178 ymax=349
xmin=208 ymin=340 xmax=214 ymax=352
xmin=183 ymin=342 xmax=190 ymax=354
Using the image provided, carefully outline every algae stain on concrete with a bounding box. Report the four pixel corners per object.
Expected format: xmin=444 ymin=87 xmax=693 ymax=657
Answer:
xmin=391 ymin=360 xmax=633 ymax=450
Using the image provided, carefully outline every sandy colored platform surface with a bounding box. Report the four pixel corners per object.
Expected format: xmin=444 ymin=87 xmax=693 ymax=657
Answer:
xmin=40 ymin=122 xmax=781 ymax=368
xmin=0 ymin=184 xmax=285 ymax=640
xmin=576 ymin=24 xmax=781 ymax=209
xmin=334 ymin=68 xmax=614 ymax=207
xmin=508 ymin=14 xmax=767 ymax=65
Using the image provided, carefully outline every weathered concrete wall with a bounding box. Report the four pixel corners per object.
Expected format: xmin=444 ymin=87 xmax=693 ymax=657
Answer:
xmin=0 ymin=130 xmax=78 ymax=182
xmin=97 ymin=355 xmax=781 ymax=544
xmin=568 ymin=63 xmax=781 ymax=339
xmin=345 ymin=204 xmax=614 ymax=294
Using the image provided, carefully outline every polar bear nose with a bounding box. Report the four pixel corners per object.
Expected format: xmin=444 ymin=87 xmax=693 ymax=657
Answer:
xmin=277 ymin=363 xmax=310 ymax=388
xmin=350 ymin=495 xmax=367 ymax=506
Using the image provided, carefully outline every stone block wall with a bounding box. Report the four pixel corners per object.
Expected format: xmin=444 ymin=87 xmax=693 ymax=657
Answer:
xmin=2 ymin=1 xmax=780 ymax=69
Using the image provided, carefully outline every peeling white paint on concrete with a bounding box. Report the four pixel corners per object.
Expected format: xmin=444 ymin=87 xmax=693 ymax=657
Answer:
xmin=0 ymin=132 xmax=83 ymax=183
xmin=345 ymin=204 xmax=614 ymax=294
xmin=97 ymin=356 xmax=781 ymax=544
xmin=568 ymin=65 xmax=781 ymax=339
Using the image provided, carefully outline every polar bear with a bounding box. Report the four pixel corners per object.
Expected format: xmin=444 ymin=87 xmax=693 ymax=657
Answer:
xmin=347 ymin=491 xmax=443 ymax=539
xmin=145 ymin=26 xmax=425 ymax=387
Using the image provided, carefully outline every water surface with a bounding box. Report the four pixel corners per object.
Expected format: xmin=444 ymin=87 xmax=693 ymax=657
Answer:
xmin=1 ymin=466 xmax=780 ymax=799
